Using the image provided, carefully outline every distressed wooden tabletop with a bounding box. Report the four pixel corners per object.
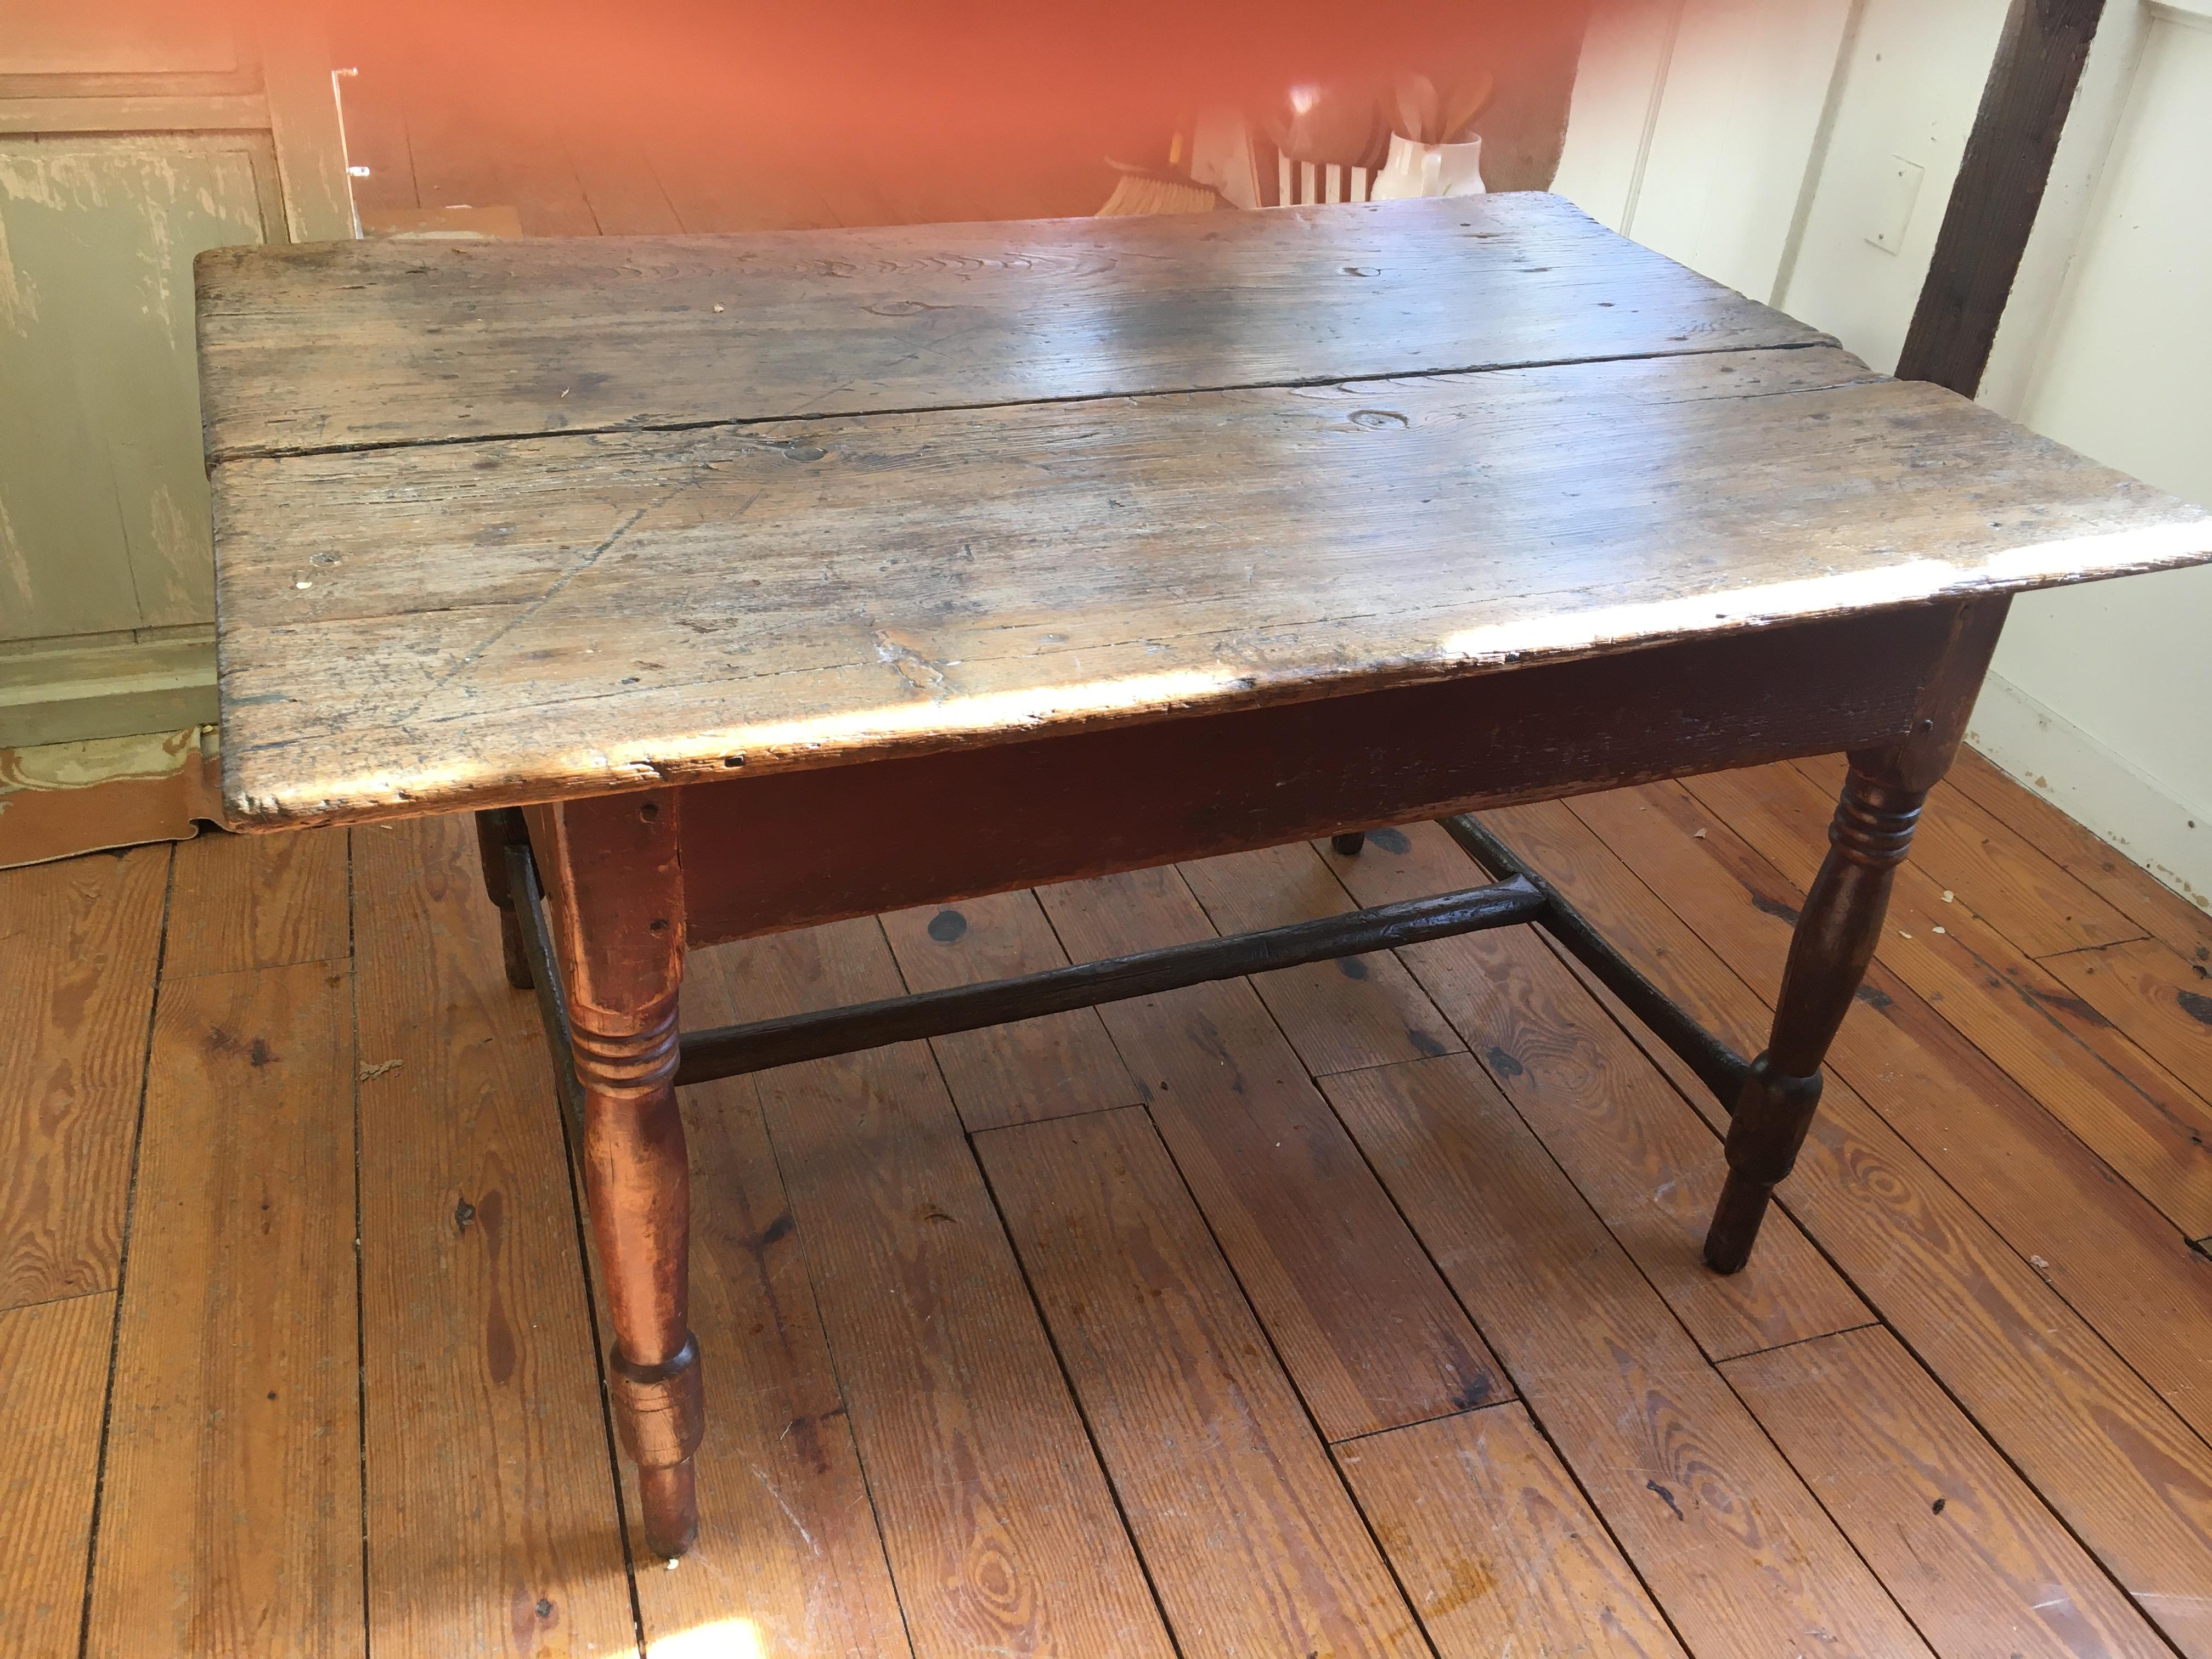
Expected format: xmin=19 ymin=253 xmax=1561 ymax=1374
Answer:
xmin=200 ymin=193 xmax=2211 ymax=830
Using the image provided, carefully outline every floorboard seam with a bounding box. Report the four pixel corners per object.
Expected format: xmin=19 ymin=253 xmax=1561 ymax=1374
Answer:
xmin=72 ymin=843 xmax=177 ymax=1659
xmin=1711 ymin=1319 xmax=1883 ymax=1366
xmin=1131 ymin=1095 xmax=1442 ymax=1658
xmin=1708 ymin=1347 xmax=1947 ymax=1658
xmin=1720 ymin=1322 xmax=2185 ymax=1659
xmin=347 ymin=832 xmax=374 ymax=1659
xmin=1324 ymin=1397 xmax=1517 ymax=1449
xmin=740 ymin=991 xmax=924 ymax=1659
xmin=968 ymin=1126 xmax=1191 ymax=1659
xmin=0 ymin=1285 xmax=124 ymax=1315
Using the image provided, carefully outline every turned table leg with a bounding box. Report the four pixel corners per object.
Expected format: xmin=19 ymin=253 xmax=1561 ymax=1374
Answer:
xmin=528 ymin=789 xmax=704 ymax=1557
xmin=472 ymin=808 xmax=535 ymax=990
xmin=1703 ymin=595 xmax=2008 ymax=1273
xmin=1703 ymin=762 xmax=1924 ymax=1270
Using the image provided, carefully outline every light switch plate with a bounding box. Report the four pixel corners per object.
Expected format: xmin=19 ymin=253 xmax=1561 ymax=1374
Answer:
xmin=1865 ymin=154 xmax=1926 ymax=255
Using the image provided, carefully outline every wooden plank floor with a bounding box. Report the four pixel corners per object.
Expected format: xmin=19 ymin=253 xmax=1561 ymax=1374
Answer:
xmin=8 ymin=752 xmax=2212 ymax=1657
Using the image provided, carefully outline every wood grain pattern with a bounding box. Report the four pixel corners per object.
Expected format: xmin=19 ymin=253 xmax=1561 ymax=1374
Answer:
xmin=1321 ymin=1055 xmax=1932 ymax=1658
xmin=631 ymin=946 xmax=910 ymax=1656
xmin=2043 ymin=935 xmax=2212 ymax=1104
xmin=86 ymin=960 xmax=361 ymax=1659
xmin=1039 ymin=865 xmax=1510 ymax=1441
xmin=0 ymin=1291 xmax=112 ymax=1659
xmin=0 ymin=845 xmax=167 ymax=1310
xmin=1335 ymin=1402 xmax=1686 ymax=1659
xmin=210 ymin=342 xmax=2210 ymax=830
xmin=1178 ymin=842 xmax=1462 ymax=1076
xmin=1724 ymin=1325 xmax=2168 ymax=1659
xmin=977 ymin=1107 xmax=1424 ymax=1658
xmin=1686 ymin=762 xmax=2212 ymax=1234
xmin=349 ymin=815 xmax=636 ymax=1657
xmin=1944 ymin=744 xmax=2212 ymax=962
xmin=1576 ymin=780 xmax=2212 ymax=1444
xmin=1793 ymin=752 xmax=2142 ymax=958
xmin=1484 ymin=798 xmax=2212 ymax=1657
xmin=195 ymin=193 xmax=1820 ymax=459
xmin=879 ymin=890 xmax=1138 ymax=1132
xmin=1323 ymin=821 xmax=1870 ymax=1360
xmin=160 ymin=825 xmax=350 ymax=978
xmin=725 ymin=916 xmax=1175 ymax=1658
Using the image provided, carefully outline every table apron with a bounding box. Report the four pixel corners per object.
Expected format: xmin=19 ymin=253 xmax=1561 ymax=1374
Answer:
xmin=680 ymin=604 xmax=1958 ymax=946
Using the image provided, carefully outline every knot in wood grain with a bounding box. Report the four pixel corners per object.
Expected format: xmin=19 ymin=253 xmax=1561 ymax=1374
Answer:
xmin=610 ymin=1332 xmax=705 ymax=1468
xmin=569 ymin=1000 xmax=681 ymax=1100
xmin=1829 ymin=772 xmax=1927 ymax=869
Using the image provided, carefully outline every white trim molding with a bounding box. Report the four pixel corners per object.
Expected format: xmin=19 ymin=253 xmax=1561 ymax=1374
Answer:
xmin=1967 ymin=670 xmax=2211 ymax=912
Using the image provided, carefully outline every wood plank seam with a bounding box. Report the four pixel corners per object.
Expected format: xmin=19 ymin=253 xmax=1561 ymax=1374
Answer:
xmin=1408 ymin=1393 xmax=1702 ymax=1659
xmin=342 ymin=831 xmax=377 ymax=1659
xmin=1525 ymin=864 xmax=2210 ymax=1368
xmin=1665 ymin=767 xmax=2212 ymax=1254
xmin=1491 ymin=793 xmax=2212 ymax=1654
xmin=1717 ymin=1319 xmax=2176 ymax=1655
xmin=731 ymin=963 xmax=1039 ymax=1656
xmin=1103 ymin=1098 xmax=1448 ymax=1650
xmin=1935 ymin=929 xmax=2212 ymax=1172
xmin=966 ymin=1125 xmax=1214 ymax=1649
xmin=733 ymin=1130 xmax=922 ymax=1659
xmin=1699 ymin=1318 xmax=1886 ymax=1364
xmin=740 ymin=961 xmax=927 ymax=1658
xmin=204 ymin=335 xmax=1848 ymax=467
xmin=1309 ymin=1053 xmax=1938 ymax=1659
xmin=2033 ymin=940 xmax=2128 ymax=961
xmin=1363 ymin=812 xmax=2184 ymax=1535
xmin=69 ymin=845 xmax=176 ymax=1659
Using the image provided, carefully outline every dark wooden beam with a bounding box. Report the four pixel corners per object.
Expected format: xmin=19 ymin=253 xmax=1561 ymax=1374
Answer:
xmin=1895 ymin=0 xmax=2106 ymax=396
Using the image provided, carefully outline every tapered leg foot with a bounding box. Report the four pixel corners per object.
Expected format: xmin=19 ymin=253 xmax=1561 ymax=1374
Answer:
xmin=1703 ymin=765 xmax=1922 ymax=1273
xmin=1331 ymin=831 xmax=1366 ymax=856
xmin=1703 ymin=1175 xmax=1773 ymax=1274
xmin=1703 ymin=1058 xmax=1824 ymax=1273
xmin=614 ymin=1330 xmax=706 ymax=1558
xmin=637 ymin=1461 xmax=699 ymax=1560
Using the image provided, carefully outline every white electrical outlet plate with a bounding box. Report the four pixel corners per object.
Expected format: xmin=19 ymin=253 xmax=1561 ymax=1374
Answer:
xmin=1865 ymin=154 xmax=1927 ymax=255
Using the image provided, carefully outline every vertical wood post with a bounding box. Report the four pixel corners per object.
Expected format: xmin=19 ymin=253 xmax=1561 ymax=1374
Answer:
xmin=1894 ymin=0 xmax=2106 ymax=396
xmin=472 ymin=808 xmax=535 ymax=990
xmin=527 ymin=789 xmax=703 ymax=1558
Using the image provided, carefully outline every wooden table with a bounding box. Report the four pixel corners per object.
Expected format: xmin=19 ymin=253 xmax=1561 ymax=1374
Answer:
xmin=197 ymin=193 xmax=2212 ymax=1559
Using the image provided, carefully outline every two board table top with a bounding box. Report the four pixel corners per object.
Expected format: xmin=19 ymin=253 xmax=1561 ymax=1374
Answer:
xmin=197 ymin=192 xmax=2211 ymax=831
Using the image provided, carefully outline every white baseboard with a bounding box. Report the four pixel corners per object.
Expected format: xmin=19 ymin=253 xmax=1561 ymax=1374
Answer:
xmin=1966 ymin=670 xmax=2211 ymax=913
